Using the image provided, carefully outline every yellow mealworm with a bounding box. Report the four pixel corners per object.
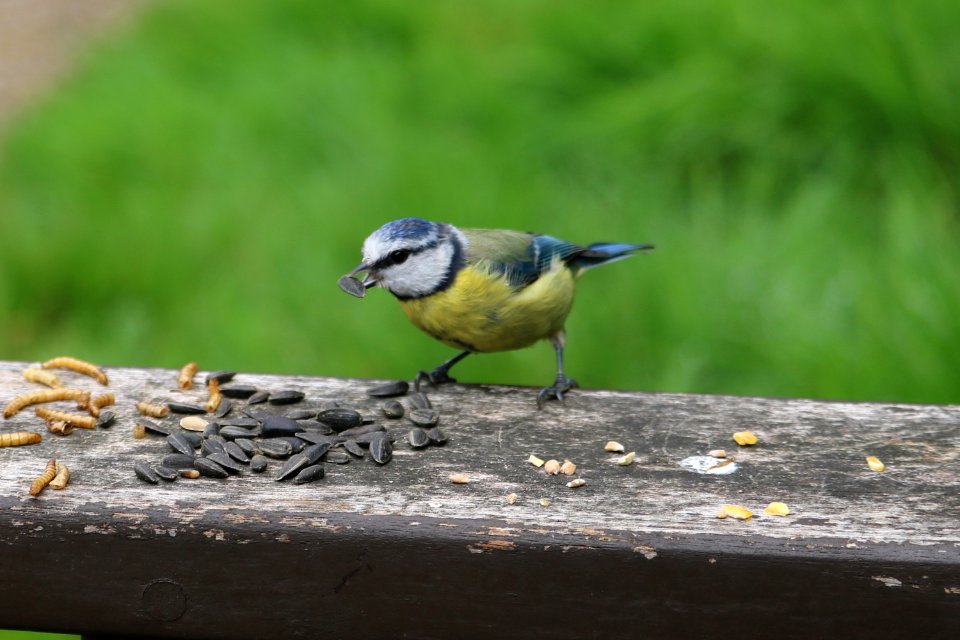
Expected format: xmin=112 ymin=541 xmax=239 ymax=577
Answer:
xmin=22 ymin=367 xmax=63 ymax=388
xmin=50 ymin=464 xmax=71 ymax=490
xmin=35 ymin=407 xmax=96 ymax=430
xmin=178 ymin=362 xmax=198 ymax=390
xmin=41 ymin=356 xmax=108 ymax=385
xmin=133 ymin=424 xmax=146 ymax=439
xmin=205 ymin=378 xmax=222 ymax=413
xmin=3 ymin=388 xmax=91 ymax=418
xmin=136 ymin=401 xmax=169 ymax=418
xmin=0 ymin=432 xmax=42 ymax=447
xmin=29 ymin=459 xmax=57 ymax=496
xmin=46 ymin=420 xmax=74 ymax=436
xmin=88 ymin=392 xmax=116 ymax=417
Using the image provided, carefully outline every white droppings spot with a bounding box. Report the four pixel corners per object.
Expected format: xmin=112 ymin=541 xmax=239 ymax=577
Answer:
xmin=679 ymin=455 xmax=739 ymax=475
xmin=633 ymin=545 xmax=658 ymax=560
xmin=872 ymin=576 xmax=902 ymax=588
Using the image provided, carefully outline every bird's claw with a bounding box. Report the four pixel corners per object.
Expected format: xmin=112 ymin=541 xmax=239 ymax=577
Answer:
xmin=536 ymin=377 xmax=577 ymax=410
xmin=414 ymin=368 xmax=458 ymax=392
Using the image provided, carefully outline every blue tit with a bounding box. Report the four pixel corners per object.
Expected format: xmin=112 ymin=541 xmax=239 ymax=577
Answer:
xmin=340 ymin=217 xmax=653 ymax=408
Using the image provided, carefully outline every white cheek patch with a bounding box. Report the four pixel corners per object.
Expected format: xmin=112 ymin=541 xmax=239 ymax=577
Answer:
xmin=382 ymin=243 xmax=455 ymax=298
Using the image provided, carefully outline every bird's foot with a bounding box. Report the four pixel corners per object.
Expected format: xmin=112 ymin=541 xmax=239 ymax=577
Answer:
xmin=536 ymin=376 xmax=577 ymax=410
xmin=414 ymin=368 xmax=458 ymax=391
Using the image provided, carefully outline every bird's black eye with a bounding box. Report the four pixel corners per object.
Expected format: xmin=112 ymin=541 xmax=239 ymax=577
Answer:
xmin=389 ymin=249 xmax=410 ymax=265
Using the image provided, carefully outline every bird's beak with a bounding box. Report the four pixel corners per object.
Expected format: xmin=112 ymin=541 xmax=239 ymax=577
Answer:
xmin=349 ymin=262 xmax=379 ymax=289
xmin=338 ymin=262 xmax=378 ymax=298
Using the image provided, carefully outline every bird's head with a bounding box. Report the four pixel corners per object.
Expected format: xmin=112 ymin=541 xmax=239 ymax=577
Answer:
xmin=343 ymin=218 xmax=467 ymax=299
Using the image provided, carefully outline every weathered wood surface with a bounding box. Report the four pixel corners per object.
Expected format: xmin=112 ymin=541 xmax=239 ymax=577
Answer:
xmin=0 ymin=359 xmax=957 ymax=639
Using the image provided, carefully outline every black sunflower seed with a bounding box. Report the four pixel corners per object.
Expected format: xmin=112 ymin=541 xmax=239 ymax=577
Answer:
xmin=322 ymin=450 xmax=352 ymax=464
xmin=407 ymin=427 xmax=430 ymax=449
xmin=337 ymin=423 xmax=384 ymax=438
xmin=214 ymin=398 xmax=233 ymax=418
xmin=224 ymin=441 xmax=250 ymax=463
xmin=275 ymin=453 xmax=309 ymax=481
xmin=166 ymin=402 xmax=206 ymax=415
xmin=338 ymin=274 xmax=366 ymax=298
xmin=247 ymin=390 xmax=271 ymax=405
xmin=201 ymin=438 xmax=226 ymax=457
xmin=206 ymin=452 xmax=243 ymax=474
xmin=369 ymin=432 xmax=393 ymax=465
xmin=261 ymin=414 xmax=303 ymax=438
xmin=286 ymin=408 xmax=318 ymax=420
xmin=181 ymin=431 xmax=203 ymax=449
xmin=303 ymin=442 xmax=332 ymax=465
xmin=344 ymin=439 xmax=365 ymax=458
xmin=408 ymin=392 xmax=432 ymax=409
xmin=257 ymin=438 xmax=293 ymax=459
xmin=426 ymin=427 xmax=448 ymax=445
xmin=249 ymin=454 xmax=269 ymax=473
xmin=295 ymin=432 xmax=340 ymax=446
xmin=166 ymin=433 xmax=194 ymax=456
xmin=219 ymin=425 xmax=261 ymax=440
xmin=269 ymin=390 xmax=305 ymax=405
xmin=95 ymin=410 xmax=116 ymax=428
xmin=161 ymin=453 xmax=197 ymax=469
xmin=154 ymin=465 xmax=178 ymax=481
xmin=137 ymin=419 xmax=173 ymax=436
xmin=408 ymin=409 xmax=439 ymax=427
xmin=194 ymin=457 xmax=229 ymax=478
xmin=202 ymin=422 xmax=220 ymax=438
xmin=220 ymin=384 xmax=258 ymax=399
xmin=294 ymin=464 xmax=325 ymax=484
xmin=234 ymin=438 xmax=256 ymax=455
xmin=317 ymin=408 xmax=364 ymax=432
xmin=134 ymin=462 xmax=159 ymax=484
xmin=205 ymin=370 xmax=237 ymax=385
xmin=381 ymin=400 xmax=404 ymax=419
xmin=367 ymin=380 xmax=409 ymax=398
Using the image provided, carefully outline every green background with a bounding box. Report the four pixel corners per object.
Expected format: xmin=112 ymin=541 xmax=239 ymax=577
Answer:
xmin=0 ymin=1 xmax=958 ymax=634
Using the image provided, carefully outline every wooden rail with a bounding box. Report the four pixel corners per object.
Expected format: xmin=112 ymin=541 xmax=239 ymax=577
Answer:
xmin=0 ymin=360 xmax=957 ymax=639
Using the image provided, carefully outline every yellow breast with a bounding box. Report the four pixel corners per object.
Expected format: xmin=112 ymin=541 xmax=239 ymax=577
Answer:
xmin=398 ymin=264 xmax=576 ymax=352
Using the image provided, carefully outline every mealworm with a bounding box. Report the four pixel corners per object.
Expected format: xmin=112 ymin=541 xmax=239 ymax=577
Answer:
xmin=178 ymin=362 xmax=198 ymax=390
xmin=136 ymin=401 xmax=169 ymax=418
xmin=29 ymin=459 xmax=57 ymax=496
xmin=3 ymin=388 xmax=91 ymax=418
xmin=41 ymin=356 xmax=108 ymax=385
xmin=0 ymin=432 xmax=42 ymax=447
xmin=205 ymin=378 xmax=223 ymax=413
xmin=133 ymin=424 xmax=146 ymax=439
xmin=22 ymin=367 xmax=63 ymax=388
xmin=50 ymin=464 xmax=71 ymax=490
xmin=35 ymin=407 xmax=96 ymax=430
xmin=88 ymin=392 xmax=116 ymax=418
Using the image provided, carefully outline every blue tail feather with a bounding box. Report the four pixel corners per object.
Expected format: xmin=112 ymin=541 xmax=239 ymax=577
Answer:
xmin=569 ymin=242 xmax=654 ymax=271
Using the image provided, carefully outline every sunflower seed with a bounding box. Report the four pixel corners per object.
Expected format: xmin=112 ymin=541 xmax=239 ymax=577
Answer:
xmin=206 ymin=452 xmax=243 ymax=473
xmin=247 ymin=390 xmax=270 ymax=405
xmin=286 ymin=408 xmax=318 ymax=420
xmin=295 ymin=432 xmax=340 ymax=446
xmin=137 ymin=419 xmax=173 ymax=436
xmin=220 ymin=417 xmax=259 ymax=428
xmin=205 ymin=370 xmax=237 ymax=385
xmin=338 ymin=274 xmax=366 ymax=298
xmin=322 ymin=450 xmax=351 ymax=465
xmin=275 ymin=453 xmax=309 ymax=481
xmin=257 ymin=438 xmax=293 ymax=458
xmin=352 ymin=430 xmax=393 ymax=446
xmin=381 ymin=400 xmax=405 ymax=419
xmin=134 ymin=462 xmax=159 ymax=484
xmin=214 ymin=398 xmax=233 ymax=418
xmin=317 ymin=408 xmax=364 ymax=432
xmin=96 ymin=410 xmax=116 ymax=428
xmin=203 ymin=422 xmax=220 ymax=438
xmin=269 ymin=390 xmax=305 ymax=405
xmin=344 ymin=440 xmax=365 ymax=458
xmin=167 ymin=402 xmax=206 ymax=415
xmin=407 ymin=428 xmax=430 ymax=449
xmin=369 ymin=432 xmax=393 ymax=464
xmin=223 ymin=441 xmax=250 ymax=463
xmin=294 ymin=420 xmax=335 ymax=435
xmin=408 ymin=392 xmax=432 ymax=409
xmin=408 ymin=409 xmax=439 ymax=427
xmin=201 ymin=438 xmax=226 ymax=457
xmin=194 ymin=457 xmax=229 ymax=478
xmin=161 ymin=453 xmax=197 ymax=469
xmin=303 ymin=442 xmax=332 ymax=464
xmin=337 ymin=423 xmax=385 ymax=438
xmin=234 ymin=438 xmax=256 ymax=455
xmin=166 ymin=433 xmax=194 ymax=456
xmin=367 ymin=380 xmax=410 ymax=398
xmin=219 ymin=425 xmax=261 ymax=440
xmin=250 ymin=454 xmax=269 ymax=473
xmin=426 ymin=427 xmax=447 ymax=445
xmin=182 ymin=432 xmax=203 ymax=448
xmin=154 ymin=465 xmax=178 ymax=482
xmin=220 ymin=384 xmax=258 ymax=399
xmin=261 ymin=414 xmax=303 ymax=438
xmin=294 ymin=464 xmax=325 ymax=484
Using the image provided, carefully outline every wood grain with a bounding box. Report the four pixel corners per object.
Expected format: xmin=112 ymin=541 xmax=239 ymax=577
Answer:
xmin=0 ymin=360 xmax=957 ymax=639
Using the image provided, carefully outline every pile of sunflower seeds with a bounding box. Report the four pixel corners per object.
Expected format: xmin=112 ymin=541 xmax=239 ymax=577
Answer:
xmin=133 ymin=375 xmax=447 ymax=486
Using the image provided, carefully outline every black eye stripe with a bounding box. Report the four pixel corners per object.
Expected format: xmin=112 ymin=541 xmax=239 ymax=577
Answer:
xmin=372 ymin=239 xmax=438 ymax=270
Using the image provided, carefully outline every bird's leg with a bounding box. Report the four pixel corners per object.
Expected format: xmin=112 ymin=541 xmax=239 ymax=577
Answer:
xmin=537 ymin=331 xmax=577 ymax=409
xmin=415 ymin=350 xmax=471 ymax=391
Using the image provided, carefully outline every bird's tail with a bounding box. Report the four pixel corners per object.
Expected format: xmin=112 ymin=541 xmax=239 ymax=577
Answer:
xmin=568 ymin=242 xmax=654 ymax=273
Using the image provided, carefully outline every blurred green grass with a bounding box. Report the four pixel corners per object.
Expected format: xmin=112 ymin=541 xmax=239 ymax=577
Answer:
xmin=0 ymin=0 xmax=958 ymax=404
